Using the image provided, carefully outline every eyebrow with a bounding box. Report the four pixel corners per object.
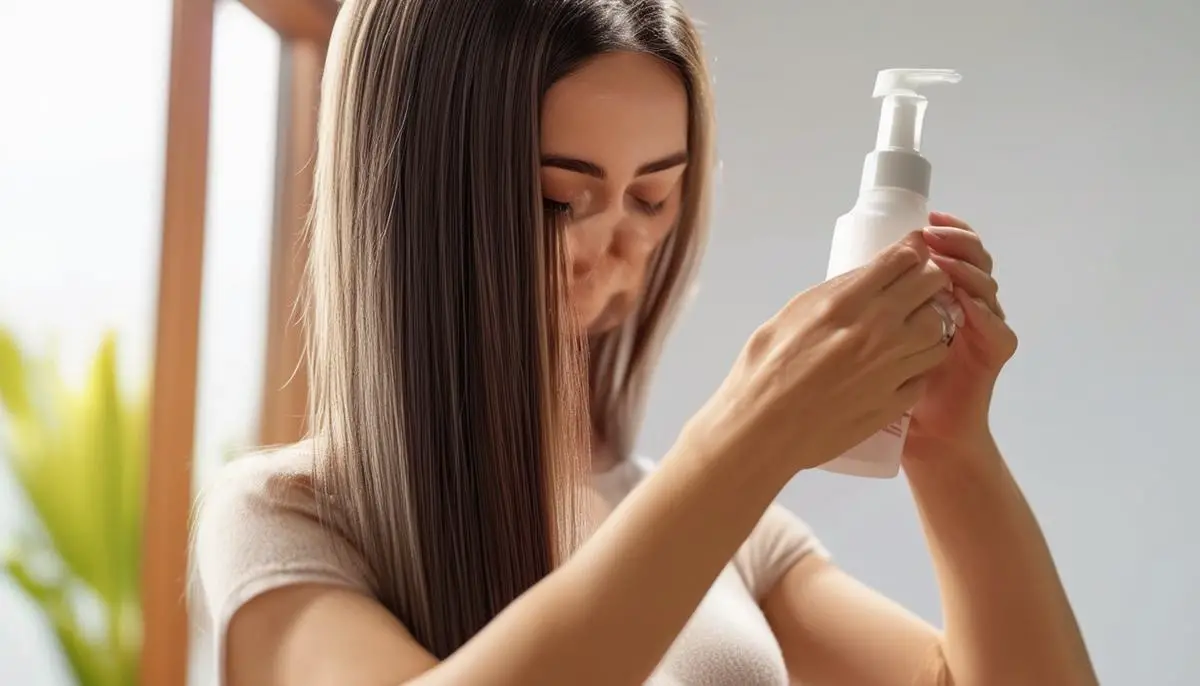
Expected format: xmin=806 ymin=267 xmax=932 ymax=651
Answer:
xmin=540 ymin=150 xmax=689 ymax=179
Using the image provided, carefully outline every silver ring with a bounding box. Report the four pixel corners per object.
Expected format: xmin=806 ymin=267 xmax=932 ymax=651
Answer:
xmin=929 ymin=300 xmax=957 ymax=345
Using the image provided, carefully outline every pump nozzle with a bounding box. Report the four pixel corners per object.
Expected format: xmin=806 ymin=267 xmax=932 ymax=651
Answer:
xmin=857 ymin=68 xmax=961 ymax=197
xmin=871 ymin=68 xmax=961 ymax=154
xmin=872 ymin=68 xmax=962 ymax=99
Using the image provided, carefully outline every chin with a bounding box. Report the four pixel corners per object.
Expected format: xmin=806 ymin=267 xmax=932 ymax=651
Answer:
xmin=585 ymin=293 xmax=634 ymax=335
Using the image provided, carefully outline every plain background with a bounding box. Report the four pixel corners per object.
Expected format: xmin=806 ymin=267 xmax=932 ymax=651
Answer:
xmin=1 ymin=1 xmax=1196 ymax=684
xmin=633 ymin=1 xmax=1199 ymax=684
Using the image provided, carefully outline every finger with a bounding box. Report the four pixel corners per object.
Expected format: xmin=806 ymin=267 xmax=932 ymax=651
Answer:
xmin=853 ymin=231 xmax=929 ymax=295
xmin=954 ymin=287 xmax=1007 ymax=332
xmin=929 ymin=211 xmax=974 ymax=232
xmin=933 ymin=290 xmax=966 ymax=329
xmin=885 ymin=257 xmax=950 ymax=317
xmin=929 ymin=253 xmax=1000 ymax=314
xmin=922 ymin=226 xmax=993 ymax=274
xmin=892 ymin=343 xmax=950 ymax=397
xmin=903 ymin=300 xmax=952 ymax=353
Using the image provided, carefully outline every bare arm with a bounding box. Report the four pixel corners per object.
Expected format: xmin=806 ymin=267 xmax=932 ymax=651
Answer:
xmin=222 ymin=234 xmax=953 ymax=685
xmin=905 ymin=434 xmax=1097 ymax=685
xmin=762 ymin=556 xmax=947 ymax=686
xmin=423 ymin=434 xmax=792 ymax=686
xmin=762 ymin=433 xmax=1098 ymax=686
xmin=228 ymin=432 xmax=792 ymax=686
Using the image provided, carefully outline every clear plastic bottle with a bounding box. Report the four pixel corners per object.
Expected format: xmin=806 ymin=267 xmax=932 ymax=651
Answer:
xmin=820 ymin=68 xmax=962 ymax=479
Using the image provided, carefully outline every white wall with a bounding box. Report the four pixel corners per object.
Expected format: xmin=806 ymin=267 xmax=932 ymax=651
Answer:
xmin=636 ymin=1 xmax=1200 ymax=684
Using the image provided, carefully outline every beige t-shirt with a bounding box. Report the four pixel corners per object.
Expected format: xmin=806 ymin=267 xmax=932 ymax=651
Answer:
xmin=193 ymin=442 xmax=828 ymax=685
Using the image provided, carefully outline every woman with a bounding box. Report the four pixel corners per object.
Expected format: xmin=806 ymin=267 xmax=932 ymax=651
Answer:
xmin=193 ymin=1 xmax=1099 ymax=684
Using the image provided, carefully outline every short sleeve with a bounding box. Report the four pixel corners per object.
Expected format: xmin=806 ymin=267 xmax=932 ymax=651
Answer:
xmin=190 ymin=443 xmax=375 ymax=683
xmin=732 ymin=503 xmax=830 ymax=601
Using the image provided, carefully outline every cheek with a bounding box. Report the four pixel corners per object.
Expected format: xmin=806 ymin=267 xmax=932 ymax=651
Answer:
xmin=623 ymin=203 xmax=679 ymax=262
xmin=647 ymin=206 xmax=680 ymax=246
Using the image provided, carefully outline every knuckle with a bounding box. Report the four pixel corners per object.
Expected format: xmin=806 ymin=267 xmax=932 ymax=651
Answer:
xmin=894 ymin=243 xmax=926 ymax=267
xmin=815 ymin=293 xmax=854 ymax=328
xmin=744 ymin=321 xmax=777 ymax=364
xmin=980 ymin=249 xmax=995 ymax=271
xmin=844 ymin=321 xmax=874 ymax=350
xmin=1005 ymin=330 xmax=1020 ymax=354
xmin=820 ymin=310 xmax=871 ymax=356
xmin=825 ymin=325 xmax=862 ymax=360
xmin=929 ymin=263 xmax=952 ymax=289
xmin=824 ymin=269 xmax=857 ymax=292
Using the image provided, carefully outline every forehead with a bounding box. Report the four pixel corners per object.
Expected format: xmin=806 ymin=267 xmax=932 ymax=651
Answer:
xmin=540 ymin=51 xmax=688 ymax=162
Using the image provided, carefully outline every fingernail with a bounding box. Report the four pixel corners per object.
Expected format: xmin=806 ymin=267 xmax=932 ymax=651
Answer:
xmin=923 ymin=226 xmax=955 ymax=239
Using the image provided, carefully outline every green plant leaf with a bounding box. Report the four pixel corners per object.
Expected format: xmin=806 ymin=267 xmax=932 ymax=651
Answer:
xmin=3 ymin=544 xmax=62 ymax=607
xmin=0 ymin=327 xmax=32 ymax=419
xmin=0 ymin=326 xmax=147 ymax=686
xmin=117 ymin=393 xmax=147 ymax=601
xmin=80 ymin=333 xmax=123 ymax=604
xmin=3 ymin=553 xmax=108 ymax=686
xmin=26 ymin=381 xmax=102 ymax=602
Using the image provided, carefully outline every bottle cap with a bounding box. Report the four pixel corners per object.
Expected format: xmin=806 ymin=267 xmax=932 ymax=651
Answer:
xmin=861 ymin=68 xmax=961 ymax=196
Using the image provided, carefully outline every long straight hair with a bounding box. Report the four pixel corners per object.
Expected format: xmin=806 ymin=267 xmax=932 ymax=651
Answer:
xmin=305 ymin=0 xmax=713 ymax=658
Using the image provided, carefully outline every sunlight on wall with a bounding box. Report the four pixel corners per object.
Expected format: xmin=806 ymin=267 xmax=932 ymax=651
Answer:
xmin=188 ymin=3 xmax=281 ymax=685
xmin=192 ymin=1 xmax=280 ymax=507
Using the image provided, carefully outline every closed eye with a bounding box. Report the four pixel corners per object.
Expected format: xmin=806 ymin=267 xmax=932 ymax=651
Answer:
xmin=543 ymin=198 xmax=572 ymax=218
xmin=634 ymin=197 xmax=667 ymax=216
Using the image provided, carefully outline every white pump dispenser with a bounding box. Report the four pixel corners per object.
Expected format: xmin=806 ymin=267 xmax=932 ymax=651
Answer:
xmin=820 ymin=68 xmax=962 ymax=479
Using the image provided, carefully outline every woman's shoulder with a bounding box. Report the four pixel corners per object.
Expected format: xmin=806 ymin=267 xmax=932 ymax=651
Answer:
xmin=192 ymin=440 xmax=323 ymax=542
xmin=191 ymin=440 xmax=376 ymax=630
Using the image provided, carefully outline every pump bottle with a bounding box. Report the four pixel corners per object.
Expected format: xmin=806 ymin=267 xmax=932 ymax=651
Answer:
xmin=819 ymin=68 xmax=962 ymax=479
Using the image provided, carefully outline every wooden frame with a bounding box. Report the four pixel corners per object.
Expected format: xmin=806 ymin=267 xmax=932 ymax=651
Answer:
xmin=141 ymin=1 xmax=337 ymax=684
xmin=241 ymin=0 xmax=340 ymax=44
xmin=141 ymin=1 xmax=215 ymax=684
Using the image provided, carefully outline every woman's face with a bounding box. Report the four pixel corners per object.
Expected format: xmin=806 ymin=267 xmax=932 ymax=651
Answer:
xmin=540 ymin=51 xmax=689 ymax=335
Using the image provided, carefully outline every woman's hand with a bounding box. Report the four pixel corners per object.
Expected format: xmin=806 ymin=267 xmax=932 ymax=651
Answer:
xmin=906 ymin=211 xmax=1018 ymax=453
xmin=690 ymin=232 xmax=955 ymax=479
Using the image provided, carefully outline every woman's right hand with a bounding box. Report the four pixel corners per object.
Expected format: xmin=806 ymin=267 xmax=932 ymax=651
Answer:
xmin=689 ymin=231 xmax=953 ymax=477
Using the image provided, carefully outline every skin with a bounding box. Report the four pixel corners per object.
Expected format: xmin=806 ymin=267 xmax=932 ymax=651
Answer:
xmin=224 ymin=52 xmax=1098 ymax=686
xmin=540 ymin=51 xmax=688 ymax=335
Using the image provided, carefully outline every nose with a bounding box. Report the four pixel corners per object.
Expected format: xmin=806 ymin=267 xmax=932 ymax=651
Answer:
xmin=567 ymin=210 xmax=620 ymax=280
xmin=567 ymin=226 xmax=601 ymax=279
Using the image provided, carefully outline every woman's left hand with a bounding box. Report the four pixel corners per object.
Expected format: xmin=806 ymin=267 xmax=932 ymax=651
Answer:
xmin=906 ymin=211 xmax=1019 ymax=454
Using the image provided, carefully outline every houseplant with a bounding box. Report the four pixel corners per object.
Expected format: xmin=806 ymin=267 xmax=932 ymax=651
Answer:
xmin=0 ymin=327 xmax=146 ymax=686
